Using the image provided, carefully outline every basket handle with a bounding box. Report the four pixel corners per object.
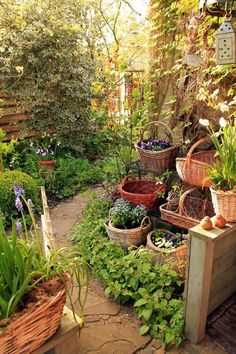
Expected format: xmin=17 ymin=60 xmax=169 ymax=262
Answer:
xmin=140 ymin=216 xmax=152 ymax=229
xmin=140 ymin=121 xmax=175 ymax=144
xmin=122 ymin=175 xmax=136 ymax=186
xmin=179 ymin=187 xmax=199 ymax=216
xmin=186 ymin=137 xmax=211 ymax=164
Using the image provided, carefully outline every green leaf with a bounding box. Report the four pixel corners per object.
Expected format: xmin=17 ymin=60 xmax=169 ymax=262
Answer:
xmin=134 ymin=298 xmax=148 ymax=307
xmin=142 ymin=308 xmax=153 ymax=321
xmin=139 ymin=324 xmax=150 ymax=335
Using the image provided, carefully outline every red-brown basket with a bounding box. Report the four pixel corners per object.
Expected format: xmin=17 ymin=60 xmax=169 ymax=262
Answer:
xmin=176 ymin=138 xmax=218 ymax=188
xmin=118 ymin=175 xmax=167 ymax=211
xmin=134 ymin=121 xmax=179 ymax=173
xmin=160 ymin=188 xmax=215 ymax=230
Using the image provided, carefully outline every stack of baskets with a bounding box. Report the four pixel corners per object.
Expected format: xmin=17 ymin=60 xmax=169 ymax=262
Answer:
xmin=160 ymin=138 xmax=217 ymax=230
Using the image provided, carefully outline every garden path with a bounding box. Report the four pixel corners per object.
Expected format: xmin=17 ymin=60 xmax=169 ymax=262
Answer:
xmin=49 ymin=189 xmax=226 ymax=354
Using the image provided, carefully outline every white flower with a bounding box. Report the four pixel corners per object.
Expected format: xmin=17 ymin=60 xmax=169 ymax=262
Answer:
xmin=199 ymin=118 xmax=210 ymax=127
xmin=219 ymin=117 xmax=228 ymax=128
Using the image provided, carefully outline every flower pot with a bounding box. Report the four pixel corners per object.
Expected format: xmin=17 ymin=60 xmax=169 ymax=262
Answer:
xmin=38 ymin=160 xmax=56 ymax=171
xmin=210 ymin=188 xmax=236 ymax=222
xmin=104 ymin=216 xmax=152 ymax=249
xmin=146 ymin=230 xmax=188 ymax=274
xmin=0 ymin=274 xmax=69 ymax=354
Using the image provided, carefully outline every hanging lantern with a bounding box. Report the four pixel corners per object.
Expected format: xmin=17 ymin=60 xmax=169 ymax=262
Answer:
xmin=215 ymin=20 xmax=236 ymax=64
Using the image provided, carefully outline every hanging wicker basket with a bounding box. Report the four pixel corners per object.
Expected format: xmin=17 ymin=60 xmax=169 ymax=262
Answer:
xmin=0 ymin=274 xmax=69 ymax=354
xmin=118 ymin=175 xmax=167 ymax=211
xmin=176 ymin=138 xmax=218 ymax=188
xmin=160 ymin=188 xmax=215 ymax=230
xmin=104 ymin=216 xmax=152 ymax=249
xmin=134 ymin=121 xmax=179 ymax=173
xmin=210 ymin=188 xmax=236 ymax=222
xmin=146 ymin=229 xmax=188 ymax=272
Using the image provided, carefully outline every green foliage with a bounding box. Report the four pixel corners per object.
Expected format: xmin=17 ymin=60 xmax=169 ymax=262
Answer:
xmin=46 ymin=156 xmax=104 ymax=199
xmin=0 ymin=0 xmax=95 ymax=149
xmin=110 ymin=199 xmax=147 ymax=229
xmin=74 ymin=199 xmax=184 ymax=347
xmin=0 ymin=196 xmax=87 ymax=326
xmin=0 ymin=170 xmax=39 ymax=225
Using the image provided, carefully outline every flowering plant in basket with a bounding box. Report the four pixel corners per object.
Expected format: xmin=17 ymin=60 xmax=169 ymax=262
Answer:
xmin=110 ymin=198 xmax=147 ymax=229
xmin=200 ymin=117 xmax=236 ymax=221
xmin=138 ymin=137 xmax=171 ymax=151
xmin=0 ymin=183 xmax=86 ymax=352
xmin=151 ymin=230 xmax=185 ymax=252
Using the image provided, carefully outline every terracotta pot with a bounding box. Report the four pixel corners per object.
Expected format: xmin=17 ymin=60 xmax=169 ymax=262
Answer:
xmin=38 ymin=160 xmax=56 ymax=171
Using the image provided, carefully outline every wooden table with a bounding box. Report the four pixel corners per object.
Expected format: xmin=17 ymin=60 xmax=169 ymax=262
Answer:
xmin=32 ymin=307 xmax=83 ymax=354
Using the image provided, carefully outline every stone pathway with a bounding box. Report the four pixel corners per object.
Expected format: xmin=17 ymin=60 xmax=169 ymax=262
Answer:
xmin=49 ymin=190 xmax=227 ymax=354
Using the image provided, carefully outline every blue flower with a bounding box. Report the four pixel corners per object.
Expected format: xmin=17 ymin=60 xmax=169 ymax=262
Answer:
xmin=16 ymin=221 xmax=22 ymax=234
xmin=14 ymin=183 xmax=25 ymax=198
xmin=15 ymin=197 xmax=23 ymax=212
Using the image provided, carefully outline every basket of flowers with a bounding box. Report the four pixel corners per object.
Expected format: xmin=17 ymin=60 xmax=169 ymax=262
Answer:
xmin=146 ymin=229 xmax=188 ymax=269
xmin=104 ymin=198 xmax=152 ymax=249
xmin=134 ymin=121 xmax=179 ymax=173
xmin=118 ymin=175 xmax=167 ymax=211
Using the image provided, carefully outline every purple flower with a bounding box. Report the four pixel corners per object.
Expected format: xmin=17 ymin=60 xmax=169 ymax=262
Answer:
xmin=140 ymin=142 xmax=146 ymax=149
xmin=14 ymin=183 xmax=25 ymax=198
xmin=16 ymin=221 xmax=22 ymax=234
xmin=15 ymin=197 xmax=23 ymax=212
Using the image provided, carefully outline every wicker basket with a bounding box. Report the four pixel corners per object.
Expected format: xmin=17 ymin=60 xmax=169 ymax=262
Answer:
xmin=160 ymin=188 xmax=215 ymax=230
xmin=210 ymin=188 xmax=236 ymax=222
xmin=134 ymin=121 xmax=179 ymax=173
xmin=0 ymin=275 xmax=68 ymax=354
xmin=146 ymin=229 xmax=188 ymax=270
xmin=176 ymin=138 xmax=217 ymax=188
xmin=104 ymin=216 xmax=152 ymax=249
xmin=118 ymin=175 xmax=167 ymax=211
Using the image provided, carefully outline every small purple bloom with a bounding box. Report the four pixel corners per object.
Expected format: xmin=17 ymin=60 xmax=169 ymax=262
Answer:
xmin=140 ymin=142 xmax=146 ymax=149
xmin=14 ymin=183 xmax=25 ymax=198
xmin=16 ymin=221 xmax=22 ymax=234
xmin=15 ymin=197 xmax=23 ymax=212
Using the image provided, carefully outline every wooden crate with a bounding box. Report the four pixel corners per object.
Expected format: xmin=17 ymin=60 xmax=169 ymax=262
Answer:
xmin=184 ymin=221 xmax=236 ymax=343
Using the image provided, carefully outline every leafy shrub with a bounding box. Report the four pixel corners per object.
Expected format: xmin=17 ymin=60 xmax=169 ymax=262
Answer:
xmin=0 ymin=170 xmax=39 ymax=225
xmin=46 ymin=156 xmax=104 ymax=199
xmin=110 ymin=199 xmax=147 ymax=228
xmin=74 ymin=199 xmax=184 ymax=347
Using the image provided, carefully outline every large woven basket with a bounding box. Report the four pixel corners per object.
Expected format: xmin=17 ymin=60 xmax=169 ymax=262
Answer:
xmin=210 ymin=188 xmax=236 ymax=222
xmin=176 ymin=138 xmax=217 ymax=188
xmin=0 ymin=275 xmax=68 ymax=354
xmin=134 ymin=121 xmax=179 ymax=173
xmin=104 ymin=216 xmax=152 ymax=249
xmin=160 ymin=188 xmax=215 ymax=230
xmin=146 ymin=229 xmax=188 ymax=272
xmin=118 ymin=175 xmax=167 ymax=211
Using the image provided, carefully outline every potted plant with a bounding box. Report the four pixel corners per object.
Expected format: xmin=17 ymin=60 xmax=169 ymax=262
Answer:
xmin=146 ymin=229 xmax=188 ymax=272
xmin=200 ymin=117 xmax=236 ymax=222
xmin=0 ymin=184 xmax=86 ymax=354
xmin=37 ymin=148 xmax=56 ymax=171
xmin=104 ymin=198 xmax=152 ymax=249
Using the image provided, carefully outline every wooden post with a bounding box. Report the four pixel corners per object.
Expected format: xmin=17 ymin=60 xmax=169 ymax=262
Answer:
xmin=41 ymin=186 xmax=54 ymax=256
xmin=184 ymin=222 xmax=236 ymax=343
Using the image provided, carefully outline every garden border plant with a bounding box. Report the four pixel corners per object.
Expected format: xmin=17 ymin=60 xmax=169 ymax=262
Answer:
xmin=74 ymin=198 xmax=185 ymax=348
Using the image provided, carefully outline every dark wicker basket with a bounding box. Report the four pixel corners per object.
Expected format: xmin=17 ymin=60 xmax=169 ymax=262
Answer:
xmin=134 ymin=121 xmax=179 ymax=173
xmin=160 ymin=188 xmax=215 ymax=230
xmin=118 ymin=175 xmax=167 ymax=211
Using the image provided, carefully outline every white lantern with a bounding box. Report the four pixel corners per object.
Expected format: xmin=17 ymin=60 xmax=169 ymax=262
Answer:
xmin=215 ymin=20 xmax=236 ymax=64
